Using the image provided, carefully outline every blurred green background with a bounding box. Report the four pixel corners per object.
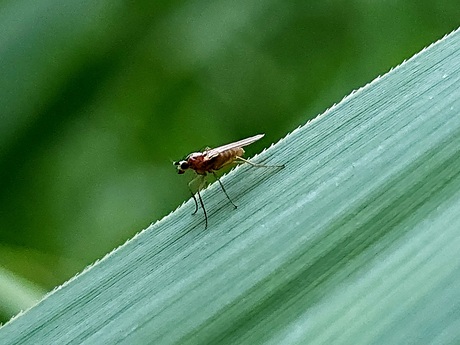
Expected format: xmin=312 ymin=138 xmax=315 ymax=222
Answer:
xmin=0 ymin=0 xmax=459 ymax=322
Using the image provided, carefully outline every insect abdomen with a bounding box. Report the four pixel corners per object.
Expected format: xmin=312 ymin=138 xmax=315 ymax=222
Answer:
xmin=211 ymin=148 xmax=244 ymax=171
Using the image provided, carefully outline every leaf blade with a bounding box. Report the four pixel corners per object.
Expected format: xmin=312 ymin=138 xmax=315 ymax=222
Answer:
xmin=2 ymin=28 xmax=460 ymax=345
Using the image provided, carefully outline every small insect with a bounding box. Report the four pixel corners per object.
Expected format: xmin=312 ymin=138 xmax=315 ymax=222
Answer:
xmin=174 ymin=133 xmax=284 ymax=229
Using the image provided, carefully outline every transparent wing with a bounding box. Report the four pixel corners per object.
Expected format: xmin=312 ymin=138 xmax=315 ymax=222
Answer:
xmin=204 ymin=134 xmax=265 ymax=158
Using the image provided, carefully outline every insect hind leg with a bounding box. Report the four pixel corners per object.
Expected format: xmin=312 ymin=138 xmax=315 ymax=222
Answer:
xmin=235 ymin=156 xmax=285 ymax=168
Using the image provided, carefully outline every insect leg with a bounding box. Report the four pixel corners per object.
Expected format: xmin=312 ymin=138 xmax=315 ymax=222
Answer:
xmin=212 ymin=172 xmax=237 ymax=209
xmin=188 ymin=176 xmax=200 ymax=215
xmin=197 ymin=176 xmax=208 ymax=229
xmin=235 ymin=156 xmax=285 ymax=168
xmin=189 ymin=174 xmax=208 ymax=229
xmin=190 ymin=191 xmax=199 ymax=215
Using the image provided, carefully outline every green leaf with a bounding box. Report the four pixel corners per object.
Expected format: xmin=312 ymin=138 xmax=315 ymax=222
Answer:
xmin=0 ymin=266 xmax=46 ymax=319
xmin=1 ymin=28 xmax=460 ymax=344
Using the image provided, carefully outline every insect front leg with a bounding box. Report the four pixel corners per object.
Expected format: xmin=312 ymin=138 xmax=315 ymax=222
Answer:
xmin=188 ymin=174 xmax=209 ymax=229
xmin=188 ymin=174 xmax=205 ymax=214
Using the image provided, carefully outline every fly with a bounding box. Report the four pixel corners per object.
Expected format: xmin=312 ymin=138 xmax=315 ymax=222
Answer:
xmin=174 ymin=133 xmax=284 ymax=229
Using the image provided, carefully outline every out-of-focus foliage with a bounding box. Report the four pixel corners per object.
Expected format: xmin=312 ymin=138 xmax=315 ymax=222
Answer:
xmin=0 ymin=0 xmax=458 ymax=322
